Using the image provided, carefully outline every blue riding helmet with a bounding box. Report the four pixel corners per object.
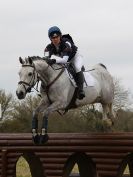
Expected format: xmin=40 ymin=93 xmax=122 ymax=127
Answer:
xmin=48 ymin=26 xmax=62 ymax=38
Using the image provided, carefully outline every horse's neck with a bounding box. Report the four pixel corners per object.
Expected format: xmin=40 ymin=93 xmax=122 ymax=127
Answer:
xmin=34 ymin=60 xmax=75 ymax=102
xmin=34 ymin=60 xmax=63 ymax=84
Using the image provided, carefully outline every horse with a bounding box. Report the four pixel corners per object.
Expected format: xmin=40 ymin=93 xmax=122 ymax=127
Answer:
xmin=16 ymin=56 xmax=115 ymax=144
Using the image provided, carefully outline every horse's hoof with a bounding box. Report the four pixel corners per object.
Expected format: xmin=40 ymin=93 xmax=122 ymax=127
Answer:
xmin=40 ymin=134 xmax=49 ymax=144
xmin=32 ymin=134 xmax=40 ymax=145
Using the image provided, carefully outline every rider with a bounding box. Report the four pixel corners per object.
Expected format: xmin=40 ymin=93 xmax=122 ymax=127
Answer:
xmin=44 ymin=26 xmax=85 ymax=100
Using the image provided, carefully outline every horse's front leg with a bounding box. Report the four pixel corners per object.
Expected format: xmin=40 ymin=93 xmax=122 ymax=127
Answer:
xmin=40 ymin=101 xmax=67 ymax=144
xmin=32 ymin=109 xmax=40 ymax=144
xmin=39 ymin=109 xmax=49 ymax=144
xmin=32 ymin=98 xmax=49 ymax=144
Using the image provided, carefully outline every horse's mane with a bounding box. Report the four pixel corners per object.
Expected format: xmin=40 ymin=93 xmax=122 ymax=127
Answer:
xmin=27 ymin=56 xmax=62 ymax=68
xmin=27 ymin=56 xmax=42 ymax=61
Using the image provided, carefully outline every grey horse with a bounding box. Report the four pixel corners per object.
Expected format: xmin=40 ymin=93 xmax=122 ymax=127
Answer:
xmin=16 ymin=56 xmax=115 ymax=144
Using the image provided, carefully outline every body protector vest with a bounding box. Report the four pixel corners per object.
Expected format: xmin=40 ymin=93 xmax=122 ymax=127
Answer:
xmin=44 ymin=34 xmax=78 ymax=62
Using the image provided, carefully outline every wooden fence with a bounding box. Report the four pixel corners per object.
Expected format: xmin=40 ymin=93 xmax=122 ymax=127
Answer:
xmin=0 ymin=133 xmax=133 ymax=177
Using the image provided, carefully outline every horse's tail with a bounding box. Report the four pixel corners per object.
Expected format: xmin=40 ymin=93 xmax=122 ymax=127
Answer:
xmin=99 ymin=63 xmax=107 ymax=70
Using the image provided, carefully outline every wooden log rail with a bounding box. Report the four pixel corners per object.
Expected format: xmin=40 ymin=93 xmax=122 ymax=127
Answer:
xmin=0 ymin=133 xmax=133 ymax=177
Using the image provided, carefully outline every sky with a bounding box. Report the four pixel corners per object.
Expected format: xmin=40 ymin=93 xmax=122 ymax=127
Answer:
xmin=0 ymin=0 xmax=133 ymax=97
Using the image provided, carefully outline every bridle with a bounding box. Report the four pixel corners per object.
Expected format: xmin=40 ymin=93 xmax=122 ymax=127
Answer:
xmin=18 ymin=64 xmax=39 ymax=93
xmin=18 ymin=60 xmax=65 ymax=99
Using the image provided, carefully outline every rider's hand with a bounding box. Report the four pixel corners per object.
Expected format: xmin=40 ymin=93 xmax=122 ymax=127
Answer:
xmin=46 ymin=59 xmax=56 ymax=65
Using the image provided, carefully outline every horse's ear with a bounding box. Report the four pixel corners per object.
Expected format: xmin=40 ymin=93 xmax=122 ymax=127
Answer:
xmin=28 ymin=57 xmax=33 ymax=65
xmin=19 ymin=57 xmax=24 ymax=64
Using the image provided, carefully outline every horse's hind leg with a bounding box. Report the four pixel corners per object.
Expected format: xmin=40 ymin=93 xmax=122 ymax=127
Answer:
xmin=102 ymin=104 xmax=113 ymax=126
xmin=108 ymin=103 xmax=115 ymax=123
xmin=40 ymin=101 xmax=67 ymax=144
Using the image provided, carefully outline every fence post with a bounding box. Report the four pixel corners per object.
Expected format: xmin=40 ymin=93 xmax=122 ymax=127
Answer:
xmin=1 ymin=149 xmax=7 ymax=177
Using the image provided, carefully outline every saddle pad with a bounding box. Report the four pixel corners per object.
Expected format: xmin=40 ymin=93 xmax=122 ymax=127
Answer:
xmin=65 ymin=69 xmax=95 ymax=88
xmin=84 ymin=72 xmax=95 ymax=87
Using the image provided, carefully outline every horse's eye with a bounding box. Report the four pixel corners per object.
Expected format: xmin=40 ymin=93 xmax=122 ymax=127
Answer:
xmin=28 ymin=72 xmax=32 ymax=76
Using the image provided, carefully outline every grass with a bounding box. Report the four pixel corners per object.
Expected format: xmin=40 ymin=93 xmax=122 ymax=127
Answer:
xmin=16 ymin=157 xmax=31 ymax=177
xmin=16 ymin=157 xmax=129 ymax=176
xmin=71 ymin=163 xmax=79 ymax=173
xmin=16 ymin=157 xmax=78 ymax=177
xmin=124 ymin=165 xmax=129 ymax=174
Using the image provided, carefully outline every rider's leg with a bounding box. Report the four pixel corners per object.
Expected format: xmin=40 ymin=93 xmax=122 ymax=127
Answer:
xmin=72 ymin=52 xmax=85 ymax=99
xmin=75 ymin=71 xmax=85 ymax=99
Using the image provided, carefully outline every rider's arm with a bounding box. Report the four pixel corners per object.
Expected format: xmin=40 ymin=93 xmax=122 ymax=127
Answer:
xmin=50 ymin=41 xmax=72 ymax=64
xmin=50 ymin=55 xmax=69 ymax=64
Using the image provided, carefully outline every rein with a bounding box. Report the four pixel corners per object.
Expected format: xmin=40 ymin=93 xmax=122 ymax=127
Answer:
xmin=43 ymin=67 xmax=65 ymax=104
xmin=46 ymin=68 xmax=65 ymax=90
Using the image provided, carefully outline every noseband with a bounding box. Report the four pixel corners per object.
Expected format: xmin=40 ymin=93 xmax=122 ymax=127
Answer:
xmin=18 ymin=64 xmax=38 ymax=93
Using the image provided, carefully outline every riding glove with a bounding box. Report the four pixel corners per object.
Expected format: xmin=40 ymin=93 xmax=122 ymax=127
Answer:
xmin=47 ymin=59 xmax=56 ymax=65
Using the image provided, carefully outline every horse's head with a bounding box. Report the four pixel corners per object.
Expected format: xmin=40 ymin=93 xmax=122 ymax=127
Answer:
xmin=16 ymin=57 xmax=38 ymax=99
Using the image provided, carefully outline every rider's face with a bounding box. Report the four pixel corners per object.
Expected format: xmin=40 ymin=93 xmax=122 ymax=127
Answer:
xmin=51 ymin=35 xmax=61 ymax=46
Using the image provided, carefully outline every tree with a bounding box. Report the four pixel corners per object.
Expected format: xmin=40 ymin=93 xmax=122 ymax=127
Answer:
xmin=0 ymin=75 xmax=132 ymax=133
xmin=113 ymin=77 xmax=132 ymax=111
xmin=11 ymin=95 xmax=41 ymax=131
xmin=0 ymin=89 xmax=15 ymax=120
xmin=0 ymin=94 xmax=41 ymax=132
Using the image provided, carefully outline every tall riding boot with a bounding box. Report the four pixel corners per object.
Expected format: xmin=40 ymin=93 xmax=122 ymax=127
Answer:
xmin=75 ymin=71 xmax=85 ymax=100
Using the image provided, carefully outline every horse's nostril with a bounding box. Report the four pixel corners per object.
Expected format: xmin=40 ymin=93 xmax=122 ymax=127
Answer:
xmin=19 ymin=91 xmax=24 ymax=95
xmin=16 ymin=90 xmax=24 ymax=99
xmin=20 ymin=91 xmax=24 ymax=96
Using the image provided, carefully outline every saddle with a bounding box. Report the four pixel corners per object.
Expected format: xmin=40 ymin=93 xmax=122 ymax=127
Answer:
xmin=66 ymin=63 xmax=94 ymax=88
